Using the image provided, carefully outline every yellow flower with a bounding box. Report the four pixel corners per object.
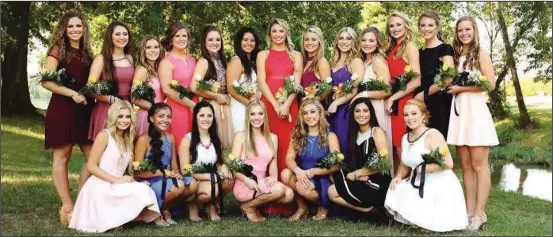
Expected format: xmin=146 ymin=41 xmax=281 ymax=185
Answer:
xmin=88 ymin=75 xmax=97 ymax=84
xmin=228 ymin=154 xmax=237 ymax=161
xmin=439 ymin=148 xmax=448 ymax=156
xmin=170 ymin=80 xmax=178 ymax=86
xmin=479 ymin=76 xmax=488 ymax=81
xmin=305 ymin=86 xmax=316 ymax=98
xmin=379 ymin=149 xmax=389 ymax=158
xmin=132 ymin=161 xmax=140 ymax=169
xmin=377 ymin=76 xmax=384 ymax=81
xmin=404 ymin=65 xmax=412 ymax=72
xmin=133 ymin=79 xmax=141 ymax=86
xmin=183 ymin=164 xmax=192 ymax=170
xmin=337 ymin=153 xmax=345 ymax=161
xmin=442 ymin=63 xmax=450 ymax=71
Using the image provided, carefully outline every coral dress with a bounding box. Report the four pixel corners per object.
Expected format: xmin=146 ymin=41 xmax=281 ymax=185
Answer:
xmin=135 ymin=75 xmax=165 ymax=136
xmin=165 ymin=54 xmax=196 ymax=148
xmin=45 ymin=46 xmax=94 ymax=149
xmin=233 ymin=136 xmax=275 ymax=202
xmin=88 ymin=58 xmax=134 ymax=141
xmin=69 ymin=130 xmax=160 ymax=233
xmin=260 ymin=48 xmax=298 ymax=214
xmin=386 ymin=44 xmax=414 ymax=147
xmin=446 ymin=56 xmax=499 ymax=146
xmin=384 ymin=129 xmax=468 ymax=232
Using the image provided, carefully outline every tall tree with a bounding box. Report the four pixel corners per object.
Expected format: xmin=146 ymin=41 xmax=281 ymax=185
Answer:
xmin=496 ymin=2 xmax=533 ymax=128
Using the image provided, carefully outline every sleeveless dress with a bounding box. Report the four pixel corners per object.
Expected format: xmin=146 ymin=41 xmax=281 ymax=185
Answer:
xmin=186 ymin=133 xmax=218 ymax=166
xmin=69 ymin=130 xmax=160 ymax=233
xmin=386 ymin=44 xmax=414 ymax=148
xmin=329 ymin=66 xmax=353 ymax=160
xmin=301 ymin=56 xmax=319 ymax=88
xmin=333 ymin=128 xmax=391 ymax=208
xmin=45 ymin=46 xmax=94 ymax=149
xmin=447 ymin=56 xmax=499 ymax=146
xmin=135 ymin=75 xmax=165 ymax=136
xmin=419 ymin=44 xmax=454 ymax=137
xmin=136 ymin=133 xmax=179 ymax=208
xmin=230 ymin=67 xmax=257 ymax=133
xmin=88 ymin=57 xmax=134 ymax=141
xmin=165 ymin=54 xmax=196 ymax=148
xmin=384 ymin=129 xmax=468 ymax=232
xmin=203 ymin=56 xmax=234 ymax=149
xmin=233 ymin=136 xmax=274 ymax=202
xmin=360 ymin=62 xmax=394 ymax=157
xmin=260 ymin=48 xmax=298 ymax=214
xmin=297 ymin=134 xmax=332 ymax=209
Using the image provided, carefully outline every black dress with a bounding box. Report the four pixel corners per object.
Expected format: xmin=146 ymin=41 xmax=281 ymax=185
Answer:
xmin=332 ymin=128 xmax=391 ymax=208
xmin=418 ymin=43 xmax=454 ymax=137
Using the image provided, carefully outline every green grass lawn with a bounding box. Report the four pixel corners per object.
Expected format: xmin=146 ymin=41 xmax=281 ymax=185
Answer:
xmin=1 ymin=109 xmax=551 ymax=236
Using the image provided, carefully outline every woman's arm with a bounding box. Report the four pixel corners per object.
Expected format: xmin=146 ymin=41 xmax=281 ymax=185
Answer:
xmin=282 ymin=51 xmax=304 ymax=106
xmin=311 ymin=132 xmax=341 ymax=176
xmin=390 ymin=42 xmax=421 ymax=101
xmin=226 ymin=57 xmax=251 ymax=106
xmin=328 ymin=58 xmax=365 ymax=111
xmin=41 ymin=53 xmax=86 ymax=104
xmin=256 ymin=50 xmax=280 ymax=115
xmin=420 ymin=130 xmax=454 ymax=174
xmin=317 ymin=57 xmax=332 ymax=80
xmin=87 ymin=131 xmax=129 ymax=183
xmin=169 ymin=133 xmax=180 ymax=174
xmin=133 ymin=135 xmax=163 ymax=179
xmin=178 ymin=135 xmax=210 ymax=181
xmin=86 ymin=55 xmax=114 ymax=104
xmin=353 ymin=128 xmax=390 ymax=177
xmin=131 ymin=66 xmax=154 ymax=111
xmin=268 ymin=133 xmax=279 ymax=179
xmin=229 ymin=131 xmax=249 ymax=182
xmin=365 ymin=56 xmax=392 ymax=100
xmin=190 ymin=58 xmax=227 ymax=105
xmin=158 ymin=58 xmax=196 ymax=108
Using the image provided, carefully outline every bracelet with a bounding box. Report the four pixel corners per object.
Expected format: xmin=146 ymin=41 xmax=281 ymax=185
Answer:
xmin=70 ymin=92 xmax=76 ymax=98
xmin=109 ymin=95 xmax=113 ymax=105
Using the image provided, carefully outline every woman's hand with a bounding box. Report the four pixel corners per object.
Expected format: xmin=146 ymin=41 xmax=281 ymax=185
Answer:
xmin=265 ymin=177 xmax=277 ymax=189
xmin=214 ymin=94 xmax=227 ymax=105
xmin=244 ymin=177 xmax=260 ymax=193
xmin=346 ymin=172 xmax=356 ymax=181
xmin=114 ymin=175 xmax=134 ymax=184
xmin=72 ymin=93 xmax=87 ymax=105
xmin=166 ymin=170 xmax=183 ymax=180
xmin=447 ymin=85 xmax=463 ymax=95
xmin=388 ymin=176 xmax=403 ymax=190
xmin=279 ymin=103 xmax=290 ymax=120
xmin=385 ymin=97 xmax=395 ymax=114
xmin=327 ymin=102 xmax=338 ymax=114
xmin=414 ymin=91 xmax=424 ymax=101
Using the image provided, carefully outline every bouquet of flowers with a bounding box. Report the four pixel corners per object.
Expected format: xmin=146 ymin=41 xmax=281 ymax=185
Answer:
xmin=332 ymin=73 xmax=360 ymax=100
xmin=132 ymin=159 xmax=157 ymax=173
xmin=392 ymin=65 xmax=419 ymax=91
xmin=225 ymin=154 xmax=257 ymax=182
xmin=454 ymin=71 xmax=492 ymax=92
xmin=80 ymin=75 xmax=114 ymax=95
xmin=363 ymin=149 xmax=391 ymax=176
xmin=420 ymin=147 xmax=449 ymax=169
xmin=130 ymin=79 xmax=155 ymax=102
xmin=275 ymin=75 xmax=304 ymax=103
xmin=232 ymin=80 xmax=257 ymax=100
xmin=433 ymin=63 xmax=457 ymax=89
xmin=181 ymin=163 xmax=208 ymax=176
xmin=169 ymin=79 xmax=194 ymax=99
xmin=304 ymin=77 xmax=333 ymax=100
xmin=358 ymin=76 xmax=391 ymax=93
xmin=196 ymin=78 xmax=222 ymax=93
xmin=33 ymin=68 xmax=76 ymax=88
xmin=315 ymin=150 xmax=347 ymax=170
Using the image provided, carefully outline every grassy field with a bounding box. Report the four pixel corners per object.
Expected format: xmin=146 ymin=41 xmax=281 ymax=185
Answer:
xmin=1 ymin=105 xmax=551 ymax=236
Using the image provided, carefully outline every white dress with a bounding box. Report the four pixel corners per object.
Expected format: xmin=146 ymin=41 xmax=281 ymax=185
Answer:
xmin=446 ymin=56 xmax=499 ymax=146
xmin=384 ymin=129 xmax=468 ymax=232
xmin=186 ymin=132 xmax=217 ymax=165
xmin=69 ymin=130 xmax=160 ymax=233
xmin=230 ymin=70 xmax=258 ymax=133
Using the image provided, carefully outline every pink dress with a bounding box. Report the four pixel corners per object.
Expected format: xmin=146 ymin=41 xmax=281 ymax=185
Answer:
xmin=165 ymin=54 xmax=196 ymax=148
xmin=88 ymin=59 xmax=134 ymax=141
xmin=135 ymin=75 xmax=165 ymax=136
xmin=69 ymin=130 xmax=160 ymax=233
xmin=233 ymin=136 xmax=274 ymax=202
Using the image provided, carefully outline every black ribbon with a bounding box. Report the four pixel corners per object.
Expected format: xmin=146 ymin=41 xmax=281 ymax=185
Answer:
xmin=205 ymin=164 xmax=224 ymax=214
xmin=240 ymin=165 xmax=258 ymax=200
xmin=448 ymin=71 xmax=468 ymax=116
xmin=159 ymin=168 xmax=179 ymax=201
xmin=390 ymin=76 xmax=401 ymax=115
xmin=410 ymin=162 xmax=427 ymax=198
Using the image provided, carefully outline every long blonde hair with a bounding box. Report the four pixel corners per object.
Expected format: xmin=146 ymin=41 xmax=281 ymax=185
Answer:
xmin=137 ymin=35 xmax=165 ymax=81
xmin=359 ymin=27 xmax=387 ymax=63
xmin=266 ymin=19 xmax=298 ymax=72
xmin=292 ymin=98 xmax=329 ymax=153
xmin=301 ymin=26 xmax=325 ymax=74
xmin=244 ymin=100 xmax=275 ymax=157
xmin=104 ymin=100 xmax=136 ymax=164
xmin=330 ymin=27 xmax=359 ymax=69
xmin=453 ymin=16 xmax=481 ymax=71
xmin=385 ymin=12 xmax=414 ymax=59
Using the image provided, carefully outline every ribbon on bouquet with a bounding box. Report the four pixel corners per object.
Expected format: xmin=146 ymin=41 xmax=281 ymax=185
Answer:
xmin=448 ymin=71 xmax=468 ymax=117
xmin=204 ymin=164 xmax=225 ymax=214
xmin=159 ymin=168 xmax=179 ymax=201
xmin=410 ymin=162 xmax=427 ymax=198
xmin=390 ymin=77 xmax=401 ymax=116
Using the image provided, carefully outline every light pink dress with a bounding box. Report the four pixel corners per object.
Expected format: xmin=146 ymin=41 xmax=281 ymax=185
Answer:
xmin=232 ymin=136 xmax=274 ymax=202
xmin=165 ymin=54 xmax=196 ymax=148
xmin=135 ymin=75 xmax=165 ymax=136
xmin=69 ymin=130 xmax=160 ymax=233
xmin=446 ymin=56 xmax=499 ymax=146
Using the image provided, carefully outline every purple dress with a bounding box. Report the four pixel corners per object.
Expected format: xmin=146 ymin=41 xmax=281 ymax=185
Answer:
xmin=328 ymin=66 xmax=352 ymax=160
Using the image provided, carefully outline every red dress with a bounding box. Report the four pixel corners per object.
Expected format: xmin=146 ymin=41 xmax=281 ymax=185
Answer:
xmin=386 ymin=44 xmax=414 ymax=148
xmin=260 ymin=48 xmax=298 ymax=215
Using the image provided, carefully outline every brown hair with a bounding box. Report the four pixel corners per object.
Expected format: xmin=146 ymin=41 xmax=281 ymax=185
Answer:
xmin=244 ymin=100 xmax=275 ymax=157
xmin=161 ymin=22 xmax=191 ymax=52
xmin=137 ymin=35 xmax=164 ymax=81
xmin=404 ymin=99 xmax=430 ymax=126
xmin=418 ymin=10 xmax=444 ymax=42
xmin=359 ymin=27 xmax=387 ymax=63
xmin=100 ymin=20 xmax=132 ymax=82
xmin=453 ymin=16 xmax=481 ymax=71
xmin=47 ymin=12 xmax=93 ymax=65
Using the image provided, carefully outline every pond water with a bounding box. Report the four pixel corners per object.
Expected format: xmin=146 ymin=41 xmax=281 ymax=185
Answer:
xmin=490 ymin=162 xmax=552 ymax=202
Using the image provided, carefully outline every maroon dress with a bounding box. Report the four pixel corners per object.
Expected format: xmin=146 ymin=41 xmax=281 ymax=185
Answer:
xmin=45 ymin=46 xmax=94 ymax=149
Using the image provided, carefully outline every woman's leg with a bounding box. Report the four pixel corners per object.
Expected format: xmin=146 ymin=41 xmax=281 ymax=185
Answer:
xmin=470 ymin=146 xmax=491 ymax=217
xmin=458 ymin=146 xmax=476 ymax=216
xmin=52 ymin=143 xmax=74 ymax=224
xmin=77 ymin=143 xmax=92 ymax=192
xmin=281 ymin=169 xmax=308 ymax=220
xmin=328 ymin=184 xmax=372 ymax=213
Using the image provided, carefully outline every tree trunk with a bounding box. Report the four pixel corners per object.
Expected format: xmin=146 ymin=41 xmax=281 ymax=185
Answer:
xmin=1 ymin=1 xmax=36 ymax=116
xmin=496 ymin=2 xmax=533 ymax=128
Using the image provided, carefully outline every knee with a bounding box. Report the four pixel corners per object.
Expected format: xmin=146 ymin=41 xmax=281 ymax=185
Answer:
xmin=283 ymin=187 xmax=294 ymax=203
xmin=175 ymin=180 xmax=186 ymax=194
xmin=327 ymin=185 xmax=337 ymax=200
xmin=280 ymin=169 xmax=292 ymax=184
xmin=197 ymin=193 xmax=211 ymax=203
xmin=271 ymin=183 xmax=285 ymax=197
xmin=188 ymin=180 xmax=199 ymax=193
xmin=471 ymin=161 xmax=489 ymax=173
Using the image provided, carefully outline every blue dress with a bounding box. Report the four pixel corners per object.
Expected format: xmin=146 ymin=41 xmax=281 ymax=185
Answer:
xmin=297 ymin=134 xmax=332 ymax=208
xmin=329 ymin=66 xmax=352 ymax=160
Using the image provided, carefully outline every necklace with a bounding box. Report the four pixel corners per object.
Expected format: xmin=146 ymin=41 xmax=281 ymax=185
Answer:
xmin=407 ymin=128 xmax=431 ymax=146
xmin=199 ymin=139 xmax=212 ymax=149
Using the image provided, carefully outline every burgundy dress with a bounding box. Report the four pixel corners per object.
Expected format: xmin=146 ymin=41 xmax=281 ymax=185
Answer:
xmin=45 ymin=46 xmax=94 ymax=149
xmin=88 ymin=57 xmax=134 ymax=141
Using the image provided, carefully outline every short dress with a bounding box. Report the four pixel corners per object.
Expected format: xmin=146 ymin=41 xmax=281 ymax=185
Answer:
xmin=135 ymin=75 xmax=165 ymax=136
xmin=446 ymin=56 xmax=499 ymax=147
xmin=333 ymin=127 xmax=391 ymax=208
xmin=233 ymin=136 xmax=275 ymax=202
xmin=69 ymin=130 xmax=160 ymax=233
xmin=230 ymin=69 xmax=257 ymax=133
xmin=297 ymin=133 xmax=332 ymax=209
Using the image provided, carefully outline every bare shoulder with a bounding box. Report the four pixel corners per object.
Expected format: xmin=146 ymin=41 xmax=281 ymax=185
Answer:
xmin=136 ymin=133 xmax=151 ymax=145
xmin=126 ymin=54 xmax=134 ymax=63
xmin=373 ymin=127 xmax=387 ymax=139
xmin=478 ymin=49 xmax=491 ymax=61
xmin=270 ymin=133 xmax=278 ymax=141
xmin=427 ymin=128 xmax=446 ymax=142
xmin=373 ymin=55 xmax=387 ymax=65
xmin=234 ymin=131 xmax=246 ymax=140
xmin=168 ymin=133 xmax=176 ymax=144
xmin=406 ymin=41 xmax=418 ymax=50
xmin=318 ymin=57 xmax=330 ymax=66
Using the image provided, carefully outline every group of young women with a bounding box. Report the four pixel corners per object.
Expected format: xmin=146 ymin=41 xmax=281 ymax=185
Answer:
xmin=42 ymin=10 xmax=498 ymax=233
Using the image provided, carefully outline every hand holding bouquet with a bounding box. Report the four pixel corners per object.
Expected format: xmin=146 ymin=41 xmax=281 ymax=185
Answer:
xmin=232 ymin=80 xmax=257 ymax=100
xmin=363 ymin=149 xmax=391 ymax=176
xmin=332 ymin=73 xmax=360 ymax=100
xmin=181 ymin=163 xmax=208 ymax=176
xmin=274 ymin=75 xmax=304 ymax=103
xmin=304 ymin=77 xmax=333 ymax=100
xmin=315 ymin=150 xmax=347 ymax=170
xmin=421 ymin=147 xmax=449 ymax=169
xmin=132 ymin=159 xmax=157 ymax=174
xmin=454 ymin=71 xmax=492 ymax=92
xmin=33 ymin=68 xmax=76 ymax=88
xmin=433 ymin=63 xmax=457 ymax=90
xmin=358 ymin=76 xmax=391 ymax=93
xmin=225 ymin=154 xmax=257 ymax=182
xmin=130 ymin=79 xmax=156 ymax=102
xmin=80 ymin=75 xmax=114 ymax=95
xmin=392 ymin=65 xmax=419 ymax=91
xmin=196 ymin=77 xmax=222 ymax=94
xmin=169 ymin=79 xmax=194 ymax=99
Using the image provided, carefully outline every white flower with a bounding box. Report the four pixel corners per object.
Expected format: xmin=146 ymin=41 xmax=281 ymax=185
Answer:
xmin=350 ymin=73 xmax=359 ymax=80
xmin=232 ymin=80 xmax=240 ymax=87
xmin=324 ymin=77 xmax=333 ymax=83
xmin=288 ymin=75 xmax=295 ymax=81
xmin=194 ymin=73 xmax=202 ymax=81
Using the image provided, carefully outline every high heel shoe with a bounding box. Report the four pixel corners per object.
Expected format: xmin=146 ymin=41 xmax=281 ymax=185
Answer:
xmin=312 ymin=207 xmax=328 ymax=221
xmin=162 ymin=210 xmax=177 ymax=225
xmin=154 ymin=217 xmax=170 ymax=227
xmin=240 ymin=204 xmax=264 ymax=222
xmin=468 ymin=214 xmax=487 ymax=231
xmin=288 ymin=208 xmax=308 ymax=221
xmin=59 ymin=206 xmax=72 ymax=227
